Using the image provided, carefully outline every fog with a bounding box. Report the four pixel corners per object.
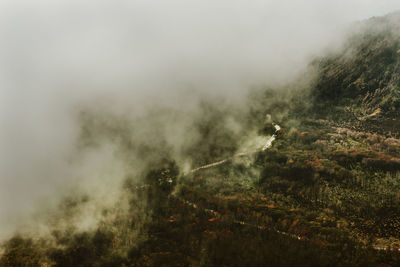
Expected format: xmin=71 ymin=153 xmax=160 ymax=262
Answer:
xmin=1 ymin=0 xmax=400 ymax=239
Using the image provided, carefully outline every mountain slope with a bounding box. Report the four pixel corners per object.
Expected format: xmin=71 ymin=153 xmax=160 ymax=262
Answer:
xmin=311 ymin=11 xmax=400 ymax=133
xmin=1 ymin=12 xmax=400 ymax=267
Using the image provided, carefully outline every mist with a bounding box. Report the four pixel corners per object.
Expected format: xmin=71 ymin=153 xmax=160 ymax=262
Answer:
xmin=1 ymin=0 xmax=400 ymax=239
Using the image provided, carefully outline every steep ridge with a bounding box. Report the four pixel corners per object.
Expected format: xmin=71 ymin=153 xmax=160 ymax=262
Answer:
xmin=310 ymin=11 xmax=400 ymax=134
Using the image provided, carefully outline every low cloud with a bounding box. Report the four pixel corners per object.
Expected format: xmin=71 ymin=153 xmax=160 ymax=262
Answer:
xmin=1 ymin=0 xmax=400 ymax=238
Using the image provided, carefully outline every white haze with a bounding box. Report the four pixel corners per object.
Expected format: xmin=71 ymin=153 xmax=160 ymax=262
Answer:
xmin=1 ymin=0 xmax=400 ymax=238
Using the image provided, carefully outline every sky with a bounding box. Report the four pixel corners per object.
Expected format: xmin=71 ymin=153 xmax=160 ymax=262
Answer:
xmin=0 ymin=0 xmax=400 ymax=238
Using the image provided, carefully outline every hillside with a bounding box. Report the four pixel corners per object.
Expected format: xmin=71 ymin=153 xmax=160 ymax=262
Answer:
xmin=311 ymin=11 xmax=400 ymax=133
xmin=1 ymin=12 xmax=400 ymax=267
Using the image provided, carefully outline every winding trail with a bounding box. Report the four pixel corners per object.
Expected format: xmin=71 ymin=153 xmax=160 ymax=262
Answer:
xmin=186 ymin=123 xmax=281 ymax=175
xmin=137 ymin=121 xmax=399 ymax=252
xmin=176 ymin=197 xmax=303 ymax=242
xmin=177 ymin=195 xmax=399 ymax=252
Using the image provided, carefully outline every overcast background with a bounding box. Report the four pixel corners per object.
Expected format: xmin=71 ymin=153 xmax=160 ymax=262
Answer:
xmin=1 ymin=0 xmax=400 ymax=239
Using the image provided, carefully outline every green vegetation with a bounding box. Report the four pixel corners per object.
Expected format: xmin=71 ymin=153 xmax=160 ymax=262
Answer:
xmin=1 ymin=11 xmax=400 ymax=267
